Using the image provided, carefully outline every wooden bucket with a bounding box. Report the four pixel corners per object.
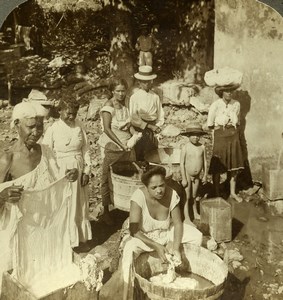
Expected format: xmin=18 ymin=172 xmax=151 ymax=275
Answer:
xmin=145 ymin=148 xmax=181 ymax=180
xmin=262 ymin=163 xmax=283 ymax=201
xmin=134 ymin=244 xmax=228 ymax=300
xmin=200 ymin=198 xmax=232 ymax=243
xmin=110 ymin=162 xmax=144 ymax=212
xmin=110 ymin=161 xmax=173 ymax=212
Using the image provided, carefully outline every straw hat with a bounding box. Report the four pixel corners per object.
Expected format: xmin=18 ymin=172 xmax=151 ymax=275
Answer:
xmin=134 ymin=66 xmax=157 ymax=81
xmin=182 ymin=124 xmax=206 ymax=136
xmin=214 ymin=84 xmax=240 ymax=96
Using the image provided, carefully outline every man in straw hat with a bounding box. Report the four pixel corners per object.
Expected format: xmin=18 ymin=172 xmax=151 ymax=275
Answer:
xmin=180 ymin=123 xmax=208 ymax=224
xmin=129 ymin=65 xmax=164 ymax=160
xmin=206 ymin=83 xmax=244 ymax=202
xmin=0 ymin=101 xmax=78 ymax=293
xmin=135 ymin=23 xmax=157 ymax=67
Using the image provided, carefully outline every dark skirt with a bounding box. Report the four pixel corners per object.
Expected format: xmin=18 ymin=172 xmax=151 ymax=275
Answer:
xmin=209 ymin=127 xmax=244 ymax=174
xmin=134 ymin=126 xmax=158 ymax=161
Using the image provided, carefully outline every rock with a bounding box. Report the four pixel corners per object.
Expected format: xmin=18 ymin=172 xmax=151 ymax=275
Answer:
xmin=189 ymin=96 xmax=210 ymax=113
xmin=258 ymin=216 xmax=269 ymax=222
xmin=161 ymin=124 xmax=181 ymax=137
xmin=207 ymin=237 xmax=218 ymax=251
xmin=226 ymin=249 xmax=244 ymax=262
xmin=239 ymin=265 xmax=249 ymax=271
xmin=278 ymin=286 xmax=283 ymax=294
xmin=232 ymin=260 xmax=242 ymax=269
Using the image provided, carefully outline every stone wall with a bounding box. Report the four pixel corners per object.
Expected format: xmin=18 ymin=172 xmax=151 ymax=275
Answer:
xmin=214 ymin=0 xmax=283 ymax=174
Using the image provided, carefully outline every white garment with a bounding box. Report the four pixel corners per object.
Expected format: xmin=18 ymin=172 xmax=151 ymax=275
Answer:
xmin=129 ymin=89 xmax=165 ymax=130
xmin=0 ymin=145 xmax=76 ymax=296
xmin=15 ymin=177 xmax=78 ymax=297
xmin=42 ymin=119 xmax=92 ymax=247
xmin=207 ymin=98 xmax=240 ymax=128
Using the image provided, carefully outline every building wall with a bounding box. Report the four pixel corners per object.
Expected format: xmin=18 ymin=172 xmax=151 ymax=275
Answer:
xmin=214 ymin=0 xmax=283 ymax=172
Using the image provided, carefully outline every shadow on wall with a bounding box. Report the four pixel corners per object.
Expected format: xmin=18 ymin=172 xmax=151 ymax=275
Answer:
xmin=234 ymin=90 xmax=253 ymax=190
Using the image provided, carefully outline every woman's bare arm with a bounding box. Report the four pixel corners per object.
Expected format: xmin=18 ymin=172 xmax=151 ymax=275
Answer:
xmin=129 ymin=200 xmax=168 ymax=262
xmin=102 ymin=111 xmax=128 ymax=151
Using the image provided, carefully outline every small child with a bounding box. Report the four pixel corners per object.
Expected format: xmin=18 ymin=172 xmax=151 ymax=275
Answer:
xmin=180 ymin=124 xmax=208 ymax=224
xmin=135 ymin=24 xmax=158 ymax=67
xmin=42 ymin=98 xmax=92 ymax=249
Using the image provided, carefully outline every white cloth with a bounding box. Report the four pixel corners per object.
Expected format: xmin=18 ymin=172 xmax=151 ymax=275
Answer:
xmin=14 ymin=177 xmax=78 ymax=298
xmin=204 ymin=67 xmax=243 ymax=86
xmin=42 ymin=119 xmax=92 ymax=247
xmin=11 ymin=102 xmax=47 ymax=128
xmin=129 ymin=89 xmax=164 ymax=130
xmin=0 ymin=145 xmax=75 ymax=295
xmin=207 ymin=98 xmax=240 ymax=128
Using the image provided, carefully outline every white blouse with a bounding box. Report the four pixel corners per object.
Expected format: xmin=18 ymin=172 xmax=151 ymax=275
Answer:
xmin=207 ymin=98 xmax=240 ymax=128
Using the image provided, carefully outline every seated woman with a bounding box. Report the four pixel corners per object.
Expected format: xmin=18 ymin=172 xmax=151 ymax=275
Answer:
xmin=98 ymin=78 xmax=139 ymax=225
xmin=100 ymin=166 xmax=202 ymax=300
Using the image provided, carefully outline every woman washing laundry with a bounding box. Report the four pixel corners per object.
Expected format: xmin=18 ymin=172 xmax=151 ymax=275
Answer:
xmin=99 ymin=166 xmax=202 ymax=300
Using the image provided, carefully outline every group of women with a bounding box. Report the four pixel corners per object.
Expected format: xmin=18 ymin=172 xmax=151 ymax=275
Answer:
xmin=0 ymin=62 xmax=245 ymax=299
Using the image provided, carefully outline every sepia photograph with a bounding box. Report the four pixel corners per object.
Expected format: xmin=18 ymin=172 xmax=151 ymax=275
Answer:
xmin=0 ymin=0 xmax=283 ymax=299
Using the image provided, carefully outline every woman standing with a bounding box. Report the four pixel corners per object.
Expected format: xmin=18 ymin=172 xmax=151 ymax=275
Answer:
xmin=99 ymin=78 xmax=137 ymax=225
xmin=129 ymin=66 xmax=164 ymax=161
xmin=207 ymin=84 xmax=244 ymax=202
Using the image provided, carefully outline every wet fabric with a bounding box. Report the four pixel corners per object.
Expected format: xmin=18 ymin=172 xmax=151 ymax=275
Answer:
xmin=209 ymin=127 xmax=244 ymax=174
xmin=43 ymin=119 xmax=92 ymax=246
xmin=15 ymin=177 xmax=76 ymax=297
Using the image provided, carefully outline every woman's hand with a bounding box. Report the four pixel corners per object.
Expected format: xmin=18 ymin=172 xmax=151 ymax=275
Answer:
xmin=0 ymin=185 xmax=24 ymax=205
xmin=121 ymin=144 xmax=130 ymax=152
xmin=147 ymin=124 xmax=161 ymax=134
xmin=154 ymin=243 xmax=169 ymax=263
xmin=172 ymin=249 xmax=182 ymax=265
xmin=65 ymin=168 xmax=79 ymax=182
xmin=81 ymin=173 xmax=89 ymax=186
xmin=202 ymin=175 xmax=207 ymax=184
xmin=181 ymin=179 xmax=188 ymax=188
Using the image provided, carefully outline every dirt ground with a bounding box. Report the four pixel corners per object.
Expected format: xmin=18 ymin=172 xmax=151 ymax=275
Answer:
xmin=1 ymin=104 xmax=283 ymax=300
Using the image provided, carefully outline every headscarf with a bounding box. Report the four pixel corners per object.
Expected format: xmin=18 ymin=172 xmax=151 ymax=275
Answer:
xmin=11 ymin=101 xmax=48 ymax=128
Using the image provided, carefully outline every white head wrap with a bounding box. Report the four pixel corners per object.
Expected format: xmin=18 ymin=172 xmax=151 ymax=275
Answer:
xmin=11 ymin=101 xmax=47 ymax=128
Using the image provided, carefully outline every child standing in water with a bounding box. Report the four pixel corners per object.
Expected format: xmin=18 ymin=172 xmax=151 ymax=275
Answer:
xmin=43 ymin=98 xmax=92 ymax=249
xmin=180 ymin=124 xmax=208 ymax=224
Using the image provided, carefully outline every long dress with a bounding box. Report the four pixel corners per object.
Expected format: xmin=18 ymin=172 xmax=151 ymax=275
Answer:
xmin=98 ymin=105 xmax=135 ymax=207
xmin=0 ymin=145 xmax=79 ymax=297
xmin=42 ymin=119 xmax=92 ymax=247
xmin=99 ymin=187 xmax=202 ymax=300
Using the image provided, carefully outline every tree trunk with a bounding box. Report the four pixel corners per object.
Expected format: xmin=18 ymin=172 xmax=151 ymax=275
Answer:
xmin=108 ymin=8 xmax=135 ymax=87
xmin=175 ymin=0 xmax=215 ymax=83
